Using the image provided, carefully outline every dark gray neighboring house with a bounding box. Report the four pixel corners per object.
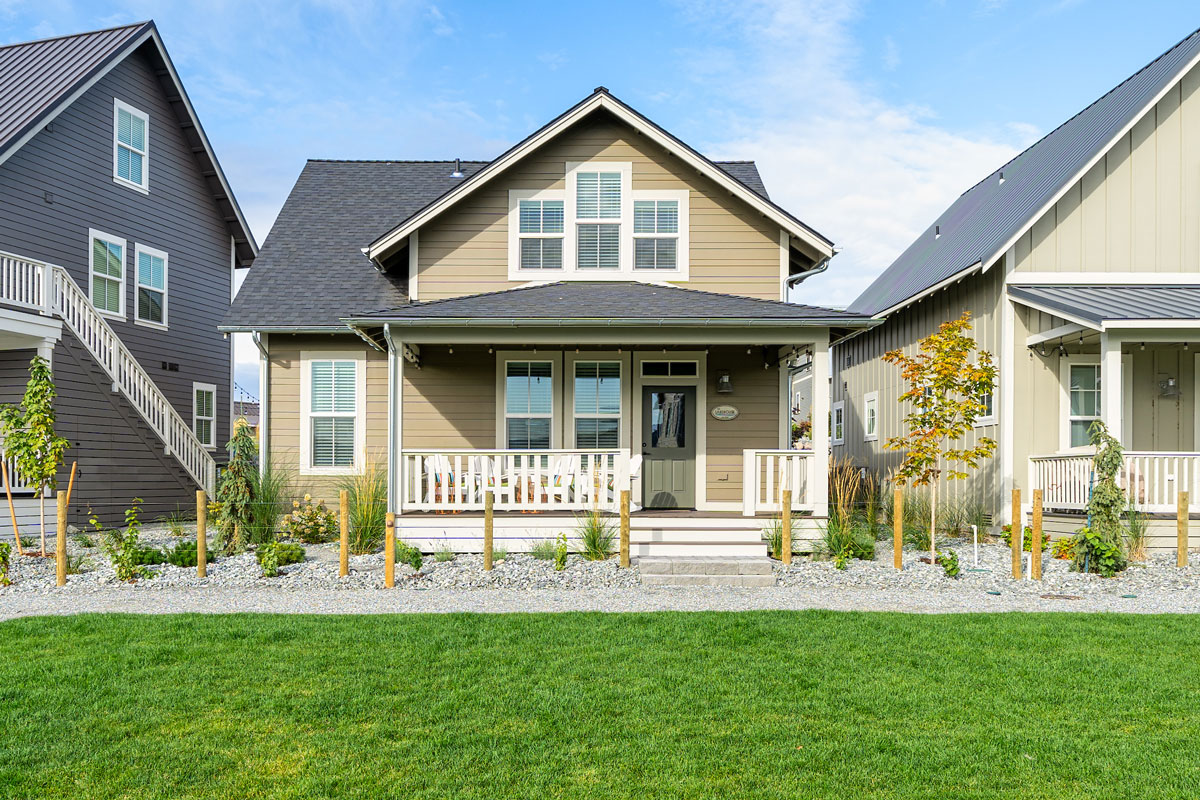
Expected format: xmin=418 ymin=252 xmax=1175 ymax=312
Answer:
xmin=0 ymin=21 xmax=257 ymax=527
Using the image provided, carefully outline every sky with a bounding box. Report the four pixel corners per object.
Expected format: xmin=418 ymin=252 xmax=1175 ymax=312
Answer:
xmin=1 ymin=0 xmax=1198 ymax=397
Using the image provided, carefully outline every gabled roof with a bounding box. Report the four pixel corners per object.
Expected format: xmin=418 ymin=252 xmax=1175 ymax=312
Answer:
xmin=221 ymin=158 xmax=774 ymax=331
xmin=0 ymin=21 xmax=257 ymax=264
xmin=345 ymin=281 xmax=875 ymax=327
xmin=365 ymin=88 xmax=833 ymax=262
xmin=1008 ymin=284 xmax=1200 ymax=328
xmin=851 ymin=27 xmax=1200 ymax=317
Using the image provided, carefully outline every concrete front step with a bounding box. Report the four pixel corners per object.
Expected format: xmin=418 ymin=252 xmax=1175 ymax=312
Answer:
xmin=632 ymin=542 xmax=770 ymax=558
xmin=639 ymin=556 xmax=775 ymax=575
xmin=641 ymin=573 xmax=777 ymax=587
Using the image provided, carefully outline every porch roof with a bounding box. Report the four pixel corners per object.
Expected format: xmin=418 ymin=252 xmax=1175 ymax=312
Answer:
xmin=1009 ymin=284 xmax=1200 ymax=329
xmin=345 ymin=282 xmax=877 ymax=328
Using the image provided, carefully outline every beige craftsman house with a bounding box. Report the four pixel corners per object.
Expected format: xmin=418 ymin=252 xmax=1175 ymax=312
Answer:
xmin=833 ymin=28 xmax=1200 ymax=550
xmin=224 ymin=89 xmax=875 ymax=556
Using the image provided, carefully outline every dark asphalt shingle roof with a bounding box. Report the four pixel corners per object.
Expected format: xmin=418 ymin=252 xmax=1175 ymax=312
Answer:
xmin=223 ymin=159 xmax=773 ymax=329
xmin=851 ymin=27 xmax=1200 ymax=316
xmin=1009 ymin=284 xmax=1200 ymax=325
xmin=348 ymin=281 xmax=873 ymax=324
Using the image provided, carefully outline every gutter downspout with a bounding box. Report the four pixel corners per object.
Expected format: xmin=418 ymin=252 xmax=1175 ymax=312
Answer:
xmin=784 ymin=247 xmax=840 ymax=293
xmin=381 ymin=323 xmax=400 ymax=514
xmin=252 ymin=331 xmax=269 ymax=478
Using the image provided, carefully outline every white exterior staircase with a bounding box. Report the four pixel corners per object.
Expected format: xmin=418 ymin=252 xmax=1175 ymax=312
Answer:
xmin=0 ymin=251 xmax=216 ymax=493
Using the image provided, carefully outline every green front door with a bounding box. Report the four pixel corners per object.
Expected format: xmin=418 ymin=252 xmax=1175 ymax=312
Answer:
xmin=641 ymin=386 xmax=696 ymax=509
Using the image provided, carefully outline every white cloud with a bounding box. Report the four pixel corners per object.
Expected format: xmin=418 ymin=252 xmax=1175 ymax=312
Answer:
xmin=678 ymin=0 xmax=1038 ymax=307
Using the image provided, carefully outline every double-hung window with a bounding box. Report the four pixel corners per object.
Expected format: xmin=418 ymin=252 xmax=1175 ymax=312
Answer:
xmin=113 ymin=99 xmax=149 ymax=192
xmin=575 ymin=171 xmax=621 ymax=269
xmin=193 ymin=383 xmax=216 ymax=448
xmin=831 ymin=401 xmax=845 ymax=446
xmin=1068 ymin=364 xmax=1101 ymax=448
xmin=634 ymin=200 xmax=678 ymax=269
xmin=574 ymin=362 xmax=621 ymax=448
xmin=306 ymin=358 xmax=359 ymax=470
xmin=89 ymin=229 xmax=125 ymax=318
xmin=134 ymin=244 xmax=167 ymax=327
xmin=518 ymin=199 xmax=564 ymax=269
xmin=505 ymin=361 xmax=553 ymax=449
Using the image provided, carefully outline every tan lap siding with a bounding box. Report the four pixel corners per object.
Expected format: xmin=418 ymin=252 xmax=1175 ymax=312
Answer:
xmin=417 ymin=114 xmax=786 ymax=301
xmin=266 ymin=334 xmax=388 ymax=504
xmin=402 ymin=345 xmax=496 ymax=449
xmin=705 ymin=346 xmax=780 ymax=505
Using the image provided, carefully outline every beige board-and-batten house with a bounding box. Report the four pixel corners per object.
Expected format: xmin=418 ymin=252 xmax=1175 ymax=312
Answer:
xmin=833 ymin=28 xmax=1200 ymax=552
xmin=223 ymin=89 xmax=877 ymax=557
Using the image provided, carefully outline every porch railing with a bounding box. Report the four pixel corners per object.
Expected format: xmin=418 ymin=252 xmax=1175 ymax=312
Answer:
xmin=1029 ymin=451 xmax=1200 ymax=513
xmin=399 ymin=449 xmax=631 ymax=513
xmin=742 ymin=449 xmax=813 ymax=516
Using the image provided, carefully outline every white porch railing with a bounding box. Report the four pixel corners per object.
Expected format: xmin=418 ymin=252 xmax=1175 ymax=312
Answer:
xmin=1029 ymin=451 xmax=1200 ymax=513
xmin=742 ymin=449 xmax=813 ymax=516
xmin=0 ymin=251 xmax=216 ymax=494
xmin=399 ymin=449 xmax=631 ymax=513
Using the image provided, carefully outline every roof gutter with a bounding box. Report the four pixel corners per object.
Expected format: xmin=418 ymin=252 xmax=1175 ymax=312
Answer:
xmin=342 ymin=316 xmax=880 ymax=329
xmin=784 ymin=249 xmax=837 ymax=293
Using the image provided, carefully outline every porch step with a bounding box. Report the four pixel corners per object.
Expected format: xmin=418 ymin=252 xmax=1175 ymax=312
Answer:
xmin=633 ymin=541 xmax=770 ymax=558
xmin=638 ymin=557 xmax=777 ymax=587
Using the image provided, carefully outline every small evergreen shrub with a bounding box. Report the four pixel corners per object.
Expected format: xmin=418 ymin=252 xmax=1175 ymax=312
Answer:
xmin=165 ymin=541 xmax=209 ymax=568
xmin=283 ymin=495 xmax=337 ymax=543
xmin=395 ymin=540 xmax=423 ymax=570
xmin=131 ymin=546 xmax=166 ymax=566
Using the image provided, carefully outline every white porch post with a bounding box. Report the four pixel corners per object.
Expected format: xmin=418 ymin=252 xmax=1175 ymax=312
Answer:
xmin=809 ymin=333 xmax=830 ymax=517
xmin=1100 ymin=332 xmax=1123 ymax=442
xmin=384 ymin=326 xmax=404 ymax=516
xmin=36 ymin=337 xmax=54 ymax=366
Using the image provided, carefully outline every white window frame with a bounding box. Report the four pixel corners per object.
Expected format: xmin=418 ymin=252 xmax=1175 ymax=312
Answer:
xmin=863 ymin=391 xmax=878 ymax=442
xmin=300 ymin=350 xmax=367 ymax=476
xmin=192 ymin=382 xmax=217 ymax=449
xmin=1059 ymin=357 xmax=1101 ymax=452
xmin=133 ymin=243 xmax=168 ymax=329
xmin=508 ymin=189 xmax=566 ymax=279
xmin=568 ymin=161 xmax=630 ymax=273
xmin=831 ymin=401 xmax=845 ymax=446
xmin=88 ymin=228 xmax=126 ymax=320
xmin=632 ymin=190 xmax=689 ymax=276
xmin=495 ymin=351 xmax=563 ymax=449
xmin=973 ymin=387 xmax=997 ymax=428
xmin=112 ymin=99 xmax=149 ymax=194
xmin=568 ymin=357 xmax=624 ymax=450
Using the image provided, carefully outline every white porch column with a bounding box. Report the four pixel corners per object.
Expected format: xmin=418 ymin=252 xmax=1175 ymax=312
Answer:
xmin=809 ymin=333 xmax=830 ymax=517
xmin=1100 ymin=332 xmax=1123 ymax=442
xmin=384 ymin=326 xmax=404 ymax=515
xmin=36 ymin=337 xmax=54 ymax=366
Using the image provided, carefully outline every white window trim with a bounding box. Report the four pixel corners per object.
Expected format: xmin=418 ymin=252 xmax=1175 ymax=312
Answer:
xmin=494 ymin=351 xmax=563 ymax=449
xmin=507 ymin=189 xmax=566 ymax=280
xmin=112 ymin=98 xmax=149 ymax=194
xmin=133 ymin=243 xmax=168 ymax=330
xmin=566 ymin=355 xmax=625 ymax=449
xmin=863 ymin=391 xmax=878 ymax=442
xmin=192 ymin=382 xmax=217 ymax=450
xmin=631 ymin=190 xmax=689 ymax=277
xmin=831 ymin=400 xmax=845 ymax=446
xmin=300 ymin=350 xmax=367 ymax=476
xmin=88 ymin=228 xmax=126 ymax=321
xmin=973 ymin=386 xmax=997 ymax=428
xmin=1059 ymin=356 xmax=1101 ymax=453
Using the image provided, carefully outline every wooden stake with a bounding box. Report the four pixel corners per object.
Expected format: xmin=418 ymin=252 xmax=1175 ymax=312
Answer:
xmin=55 ymin=490 xmax=66 ymax=586
xmin=339 ymin=489 xmax=349 ymax=577
xmin=1 ymin=460 xmax=21 ymax=556
xmin=384 ymin=512 xmax=396 ymax=588
xmin=1179 ymin=491 xmax=1189 ymax=568
xmin=1031 ymin=489 xmax=1043 ymax=581
xmin=619 ymin=489 xmax=630 ymax=568
xmin=1011 ymin=489 xmax=1022 ymax=580
xmin=196 ymin=490 xmax=207 ymax=579
xmin=781 ymin=489 xmax=793 ymax=566
xmin=64 ymin=461 xmax=77 ymax=511
xmin=483 ymin=491 xmax=494 ymax=571
xmin=893 ymin=488 xmax=903 ymax=570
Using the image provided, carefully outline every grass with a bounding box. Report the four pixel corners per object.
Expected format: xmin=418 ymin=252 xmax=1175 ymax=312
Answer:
xmin=2 ymin=613 xmax=1200 ymax=799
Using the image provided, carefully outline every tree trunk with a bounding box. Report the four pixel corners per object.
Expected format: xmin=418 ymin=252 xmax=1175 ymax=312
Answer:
xmin=930 ymin=482 xmax=938 ymax=564
xmin=38 ymin=488 xmax=45 ymax=556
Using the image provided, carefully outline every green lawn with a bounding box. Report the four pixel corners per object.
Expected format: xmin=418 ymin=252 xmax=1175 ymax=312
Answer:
xmin=2 ymin=613 xmax=1198 ymax=799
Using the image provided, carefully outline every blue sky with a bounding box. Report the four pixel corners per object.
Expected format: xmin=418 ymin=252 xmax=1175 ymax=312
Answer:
xmin=1 ymin=0 xmax=1198 ymax=394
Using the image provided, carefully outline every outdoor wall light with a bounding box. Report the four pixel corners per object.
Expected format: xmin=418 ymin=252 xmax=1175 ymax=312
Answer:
xmin=716 ymin=370 xmax=733 ymax=394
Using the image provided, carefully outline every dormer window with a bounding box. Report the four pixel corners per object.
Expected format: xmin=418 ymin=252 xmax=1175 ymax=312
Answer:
xmin=113 ymin=99 xmax=149 ymax=193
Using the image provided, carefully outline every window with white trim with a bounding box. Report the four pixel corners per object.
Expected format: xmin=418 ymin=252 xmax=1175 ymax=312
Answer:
xmin=505 ymin=361 xmax=553 ymax=449
xmin=518 ymin=199 xmax=563 ymax=269
xmin=575 ymin=170 xmax=622 ymax=269
xmin=634 ymin=199 xmax=678 ymax=269
xmin=310 ymin=360 xmax=358 ymax=467
xmin=89 ymin=229 xmax=125 ymax=318
xmin=113 ymin=99 xmax=149 ymax=191
xmin=193 ymin=383 xmax=216 ymax=448
xmin=831 ymin=401 xmax=845 ymax=446
xmin=1068 ymin=364 xmax=1101 ymax=448
xmin=863 ymin=392 xmax=878 ymax=442
xmin=134 ymin=244 xmax=167 ymax=327
xmin=974 ymin=388 xmax=996 ymax=427
xmin=574 ymin=361 xmax=621 ymax=448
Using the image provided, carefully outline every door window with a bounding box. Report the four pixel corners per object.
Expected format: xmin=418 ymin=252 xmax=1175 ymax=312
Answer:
xmin=650 ymin=391 xmax=687 ymax=449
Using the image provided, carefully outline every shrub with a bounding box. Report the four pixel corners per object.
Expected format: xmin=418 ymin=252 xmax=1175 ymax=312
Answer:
xmin=0 ymin=542 xmax=10 ymax=586
xmin=1001 ymin=524 xmax=1050 ymax=553
xmin=1073 ymin=421 xmax=1128 ymax=576
xmin=1071 ymin=526 xmax=1126 ymax=577
xmin=1051 ymin=537 xmax=1076 ymax=561
xmin=434 ymin=547 xmax=455 ymax=563
xmin=215 ymin=421 xmax=258 ymax=554
xmin=554 ymin=533 xmax=568 ymax=571
xmin=395 ymin=540 xmax=423 ymax=570
xmin=165 ymin=540 xmax=212 ymax=568
xmin=936 ymin=550 xmax=960 ymax=578
xmin=819 ymin=518 xmax=874 ymax=567
xmin=282 ymin=495 xmax=337 ymax=543
xmin=339 ymin=461 xmax=387 ymax=554
xmin=256 ymin=542 xmax=304 ymax=572
xmin=247 ymin=459 xmax=293 ymax=545
xmin=132 ymin=546 xmax=166 ymax=566
xmin=98 ymin=499 xmax=150 ymax=582
xmin=575 ymin=509 xmax=615 ymax=560
xmin=258 ymin=541 xmax=280 ymax=578
xmin=529 ymin=540 xmax=556 ymax=561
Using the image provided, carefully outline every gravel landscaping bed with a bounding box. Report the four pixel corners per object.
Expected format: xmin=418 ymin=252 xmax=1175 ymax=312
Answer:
xmin=4 ymin=529 xmax=1200 ymax=618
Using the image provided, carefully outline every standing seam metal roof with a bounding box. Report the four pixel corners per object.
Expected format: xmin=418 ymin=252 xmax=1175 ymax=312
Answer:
xmin=1008 ymin=284 xmax=1200 ymax=325
xmin=851 ymin=27 xmax=1200 ymax=317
